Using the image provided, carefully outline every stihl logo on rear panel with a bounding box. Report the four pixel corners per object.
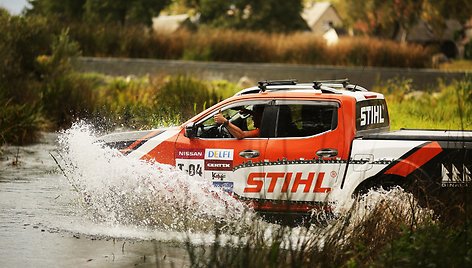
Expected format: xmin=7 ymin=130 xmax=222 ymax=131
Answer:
xmin=356 ymin=99 xmax=389 ymax=131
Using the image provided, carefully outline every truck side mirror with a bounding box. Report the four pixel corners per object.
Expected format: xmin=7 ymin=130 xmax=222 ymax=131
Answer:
xmin=185 ymin=122 xmax=197 ymax=138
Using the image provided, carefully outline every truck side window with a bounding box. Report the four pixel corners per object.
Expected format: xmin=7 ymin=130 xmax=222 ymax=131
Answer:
xmin=275 ymin=104 xmax=337 ymax=137
xmin=197 ymin=104 xmax=262 ymax=138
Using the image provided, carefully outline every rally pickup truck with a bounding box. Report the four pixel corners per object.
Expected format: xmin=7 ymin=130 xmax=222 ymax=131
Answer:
xmin=101 ymin=79 xmax=472 ymax=215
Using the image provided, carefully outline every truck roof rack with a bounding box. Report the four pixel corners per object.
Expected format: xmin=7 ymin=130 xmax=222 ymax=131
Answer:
xmin=258 ymin=79 xmax=297 ymax=92
xmin=312 ymin=79 xmax=349 ymax=89
xmin=234 ymin=78 xmax=368 ymax=96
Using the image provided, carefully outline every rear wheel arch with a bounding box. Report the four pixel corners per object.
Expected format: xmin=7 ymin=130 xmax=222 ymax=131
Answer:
xmin=353 ymin=174 xmax=407 ymax=196
xmin=353 ymin=167 xmax=433 ymax=196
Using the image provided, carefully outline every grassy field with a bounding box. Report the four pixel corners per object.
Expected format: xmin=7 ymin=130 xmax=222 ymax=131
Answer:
xmin=2 ymin=72 xmax=470 ymax=145
xmin=440 ymin=60 xmax=472 ymax=71
xmin=374 ymin=77 xmax=472 ymax=130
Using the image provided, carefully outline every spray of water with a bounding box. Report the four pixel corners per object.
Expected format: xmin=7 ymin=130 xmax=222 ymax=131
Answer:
xmin=56 ymin=122 xmax=255 ymax=233
xmin=55 ymin=122 xmax=434 ymax=251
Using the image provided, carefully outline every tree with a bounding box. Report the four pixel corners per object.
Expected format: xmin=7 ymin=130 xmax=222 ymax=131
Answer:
xmin=27 ymin=0 xmax=171 ymax=26
xmin=342 ymin=0 xmax=472 ymax=41
xmin=391 ymin=0 xmax=425 ymax=42
xmin=192 ymin=0 xmax=308 ymax=32
xmin=343 ymin=0 xmax=424 ymax=39
xmin=27 ymin=0 xmax=86 ymax=22
xmin=422 ymin=0 xmax=472 ymax=38
xmin=84 ymin=0 xmax=171 ymax=26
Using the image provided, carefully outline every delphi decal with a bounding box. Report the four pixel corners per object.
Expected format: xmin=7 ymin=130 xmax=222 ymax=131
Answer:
xmin=205 ymin=149 xmax=234 ymax=160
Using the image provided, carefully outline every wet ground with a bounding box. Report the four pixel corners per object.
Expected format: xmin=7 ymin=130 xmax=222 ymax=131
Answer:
xmin=0 ymin=133 xmax=190 ymax=267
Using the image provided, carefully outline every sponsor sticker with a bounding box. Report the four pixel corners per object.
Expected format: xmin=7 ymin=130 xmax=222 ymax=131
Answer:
xmin=211 ymin=172 xmax=227 ymax=180
xmin=243 ymin=171 xmax=331 ymax=193
xmin=356 ymin=99 xmax=389 ymax=131
xmin=205 ymin=160 xmax=233 ymax=171
xmin=441 ymin=164 xmax=471 ymax=187
xmin=212 ymin=181 xmax=234 ymax=194
xmin=205 ymin=149 xmax=234 ymax=160
xmin=360 ymin=105 xmax=385 ymax=126
xmin=176 ymin=149 xmax=204 ymax=159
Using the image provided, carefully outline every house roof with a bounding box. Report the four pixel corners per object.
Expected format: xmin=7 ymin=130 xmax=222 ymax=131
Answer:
xmin=152 ymin=14 xmax=191 ymax=32
xmin=302 ymin=2 xmax=334 ymax=28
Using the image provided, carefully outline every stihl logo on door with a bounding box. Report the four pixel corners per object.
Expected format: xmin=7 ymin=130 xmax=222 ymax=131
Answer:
xmin=441 ymin=164 xmax=471 ymax=187
xmin=243 ymin=172 xmax=331 ymax=193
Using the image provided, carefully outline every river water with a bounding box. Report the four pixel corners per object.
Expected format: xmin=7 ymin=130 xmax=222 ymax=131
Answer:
xmin=0 ymin=134 xmax=190 ymax=267
xmin=0 ymin=123 xmax=431 ymax=267
xmin=0 ymin=125 xmax=246 ymax=267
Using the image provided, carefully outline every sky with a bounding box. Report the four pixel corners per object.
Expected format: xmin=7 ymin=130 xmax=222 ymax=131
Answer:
xmin=0 ymin=0 xmax=29 ymax=15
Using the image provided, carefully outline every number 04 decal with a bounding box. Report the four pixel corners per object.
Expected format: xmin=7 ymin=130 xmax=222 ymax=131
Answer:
xmin=188 ymin=163 xmax=203 ymax=176
xmin=176 ymin=159 xmax=204 ymax=177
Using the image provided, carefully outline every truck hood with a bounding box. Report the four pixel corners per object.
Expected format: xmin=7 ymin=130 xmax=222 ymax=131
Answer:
xmin=98 ymin=127 xmax=181 ymax=152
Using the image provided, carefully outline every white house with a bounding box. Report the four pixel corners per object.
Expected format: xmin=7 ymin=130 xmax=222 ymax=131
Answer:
xmin=302 ymin=2 xmax=342 ymax=35
xmin=152 ymin=14 xmax=196 ymax=33
xmin=302 ymin=2 xmax=343 ymax=45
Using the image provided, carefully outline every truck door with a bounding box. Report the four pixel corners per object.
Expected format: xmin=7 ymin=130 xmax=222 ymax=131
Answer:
xmin=174 ymin=100 xmax=270 ymax=199
xmin=262 ymin=100 xmax=347 ymax=203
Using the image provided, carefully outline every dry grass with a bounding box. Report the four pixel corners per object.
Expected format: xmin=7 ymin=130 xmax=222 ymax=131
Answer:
xmin=185 ymin=188 xmax=461 ymax=267
xmin=65 ymin=24 xmax=432 ymax=68
xmin=440 ymin=59 xmax=472 ymax=71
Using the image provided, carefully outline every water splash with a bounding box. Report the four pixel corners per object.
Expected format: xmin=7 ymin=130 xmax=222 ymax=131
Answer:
xmin=54 ymin=122 xmax=433 ymax=247
xmin=56 ymin=122 xmax=254 ymax=233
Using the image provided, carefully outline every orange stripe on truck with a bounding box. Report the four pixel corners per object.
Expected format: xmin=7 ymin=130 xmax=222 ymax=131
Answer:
xmin=384 ymin=141 xmax=443 ymax=177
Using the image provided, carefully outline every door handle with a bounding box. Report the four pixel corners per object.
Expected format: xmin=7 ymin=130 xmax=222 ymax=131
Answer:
xmin=316 ymin=148 xmax=338 ymax=158
xmin=239 ymin=150 xmax=260 ymax=159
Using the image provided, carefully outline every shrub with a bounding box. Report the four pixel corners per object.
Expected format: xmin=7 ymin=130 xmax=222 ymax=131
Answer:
xmin=0 ymin=96 xmax=43 ymax=145
xmin=90 ymin=74 xmax=228 ymax=130
xmin=154 ymin=75 xmax=221 ymax=119
xmin=38 ymin=30 xmax=97 ymax=129
xmin=0 ymin=12 xmax=52 ymax=144
xmin=377 ymin=223 xmax=472 ymax=267
xmin=0 ymin=13 xmax=52 ymax=104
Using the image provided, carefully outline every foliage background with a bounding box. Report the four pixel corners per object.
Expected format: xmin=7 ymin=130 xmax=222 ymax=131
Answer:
xmin=0 ymin=2 xmax=471 ymax=267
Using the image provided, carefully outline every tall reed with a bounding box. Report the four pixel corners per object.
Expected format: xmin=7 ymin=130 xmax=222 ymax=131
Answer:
xmin=61 ymin=22 xmax=432 ymax=68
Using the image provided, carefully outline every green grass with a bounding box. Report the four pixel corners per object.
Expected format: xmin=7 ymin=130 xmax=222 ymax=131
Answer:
xmin=374 ymin=77 xmax=472 ymax=130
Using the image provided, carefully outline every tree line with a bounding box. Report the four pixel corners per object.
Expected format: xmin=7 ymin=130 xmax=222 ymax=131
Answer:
xmin=26 ymin=0 xmax=471 ymax=38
